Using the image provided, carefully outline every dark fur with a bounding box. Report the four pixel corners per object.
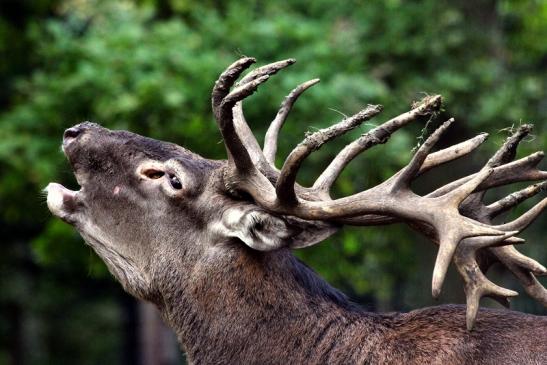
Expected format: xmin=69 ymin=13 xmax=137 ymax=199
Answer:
xmin=52 ymin=123 xmax=547 ymax=364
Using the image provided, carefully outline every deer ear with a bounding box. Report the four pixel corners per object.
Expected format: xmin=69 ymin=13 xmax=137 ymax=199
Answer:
xmin=217 ymin=206 xmax=339 ymax=251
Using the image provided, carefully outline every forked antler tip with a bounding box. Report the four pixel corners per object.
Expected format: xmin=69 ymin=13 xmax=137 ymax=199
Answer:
xmin=212 ymin=57 xmax=258 ymax=105
xmin=465 ymin=284 xmax=518 ymax=331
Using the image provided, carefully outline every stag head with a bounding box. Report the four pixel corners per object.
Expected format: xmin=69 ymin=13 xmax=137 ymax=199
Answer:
xmin=45 ymin=122 xmax=336 ymax=300
xmin=46 ymin=57 xmax=547 ymax=330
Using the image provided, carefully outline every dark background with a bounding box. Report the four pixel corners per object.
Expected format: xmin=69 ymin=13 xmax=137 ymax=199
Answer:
xmin=0 ymin=0 xmax=546 ymax=364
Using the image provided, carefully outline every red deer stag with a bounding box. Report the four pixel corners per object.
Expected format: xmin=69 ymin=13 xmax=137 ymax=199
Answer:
xmin=46 ymin=58 xmax=547 ymax=364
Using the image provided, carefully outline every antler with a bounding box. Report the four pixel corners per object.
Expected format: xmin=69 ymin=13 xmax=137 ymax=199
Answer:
xmin=451 ymin=125 xmax=547 ymax=329
xmin=211 ymin=57 xmax=547 ymax=329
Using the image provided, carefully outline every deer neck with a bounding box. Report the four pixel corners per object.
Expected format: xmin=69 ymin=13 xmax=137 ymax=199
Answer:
xmin=154 ymin=244 xmax=385 ymax=363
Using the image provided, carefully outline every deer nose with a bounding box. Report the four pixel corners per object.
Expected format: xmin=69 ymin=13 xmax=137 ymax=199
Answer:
xmin=63 ymin=123 xmax=91 ymax=148
xmin=63 ymin=122 xmax=98 ymax=142
xmin=63 ymin=127 xmax=82 ymax=140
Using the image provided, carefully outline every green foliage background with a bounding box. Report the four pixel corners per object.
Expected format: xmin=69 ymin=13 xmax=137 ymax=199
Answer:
xmin=0 ymin=0 xmax=546 ymax=363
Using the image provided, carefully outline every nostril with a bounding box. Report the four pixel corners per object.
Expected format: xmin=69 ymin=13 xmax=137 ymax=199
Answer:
xmin=63 ymin=127 xmax=82 ymax=140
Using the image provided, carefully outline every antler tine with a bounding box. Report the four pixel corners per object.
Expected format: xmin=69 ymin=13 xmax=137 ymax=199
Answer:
xmin=496 ymin=198 xmax=547 ymax=232
xmin=212 ymin=57 xmax=256 ymax=107
xmin=338 ymin=125 xmax=537 ymax=224
xmin=264 ymin=79 xmax=321 ymax=165
xmin=418 ymin=133 xmax=489 ymax=175
xmin=525 ymin=276 xmax=547 ymax=305
xmin=275 ymin=104 xmax=383 ymax=205
xmin=431 ymin=224 xmax=511 ymax=300
xmin=334 ymin=133 xmax=491 ymax=226
xmin=494 ymin=251 xmax=547 ymax=305
xmin=451 ymin=140 xmax=546 ymax=331
xmin=212 ymin=57 xmax=270 ymax=172
xmin=487 ymin=124 xmax=533 ymax=167
xmin=219 ymin=74 xmax=272 ymax=170
xmin=512 ymin=271 xmax=547 ymax=306
xmin=487 ymin=181 xmax=547 ymax=216
xmin=232 ymin=59 xmax=298 ymax=168
xmin=428 ymin=124 xmax=542 ymax=198
xmin=445 ymin=168 xmax=495 ymax=206
xmin=493 ymin=245 xmax=547 ymax=276
xmin=428 ymin=151 xmax=547 ymax=198
xmin=232 ymin=98 xmax=265 ymax=166
xmin=222 ymin=75 xmax=271 ymax=106
xmin=454 ymin=235 xmax=521 ymax=330
xmin=312 ymin=95 xmax=442 ymax=194
xmin=238 ymin=58 xmax=296 ymax=85
xmin=394 ymin=119 xmax=455 ymax=188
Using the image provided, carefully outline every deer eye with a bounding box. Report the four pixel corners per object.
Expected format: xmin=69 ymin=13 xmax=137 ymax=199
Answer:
xmin=144 ymin=169 xmax=164 ymax=179
xmin=168 ymin=174 xmax=182 ymax=190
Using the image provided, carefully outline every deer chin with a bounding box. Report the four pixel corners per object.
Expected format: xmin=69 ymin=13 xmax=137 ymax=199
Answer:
xmin=45 ymin=182 xmax=83 ymax=224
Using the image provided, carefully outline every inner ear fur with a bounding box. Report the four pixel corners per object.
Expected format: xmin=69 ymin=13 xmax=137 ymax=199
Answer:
xmin=217 ymin=205 xmax=339 ymax=251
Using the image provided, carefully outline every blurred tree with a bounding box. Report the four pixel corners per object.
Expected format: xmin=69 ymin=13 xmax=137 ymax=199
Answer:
xmin=0 ymin=0 xmax=545 ymax=363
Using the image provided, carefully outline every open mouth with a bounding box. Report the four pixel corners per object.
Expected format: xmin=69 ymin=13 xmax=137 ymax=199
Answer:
xmin=45 ymin=182 xmax=82 ymax=224
xmin=45 ymin=124 xmax=92 ymax=223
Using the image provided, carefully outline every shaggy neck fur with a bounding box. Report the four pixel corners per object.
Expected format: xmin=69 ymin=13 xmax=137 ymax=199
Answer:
xmin=151 ymin=241 xmax=547 ymax=365
xmin=154 ymin=243 xmax=386 ymax=364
